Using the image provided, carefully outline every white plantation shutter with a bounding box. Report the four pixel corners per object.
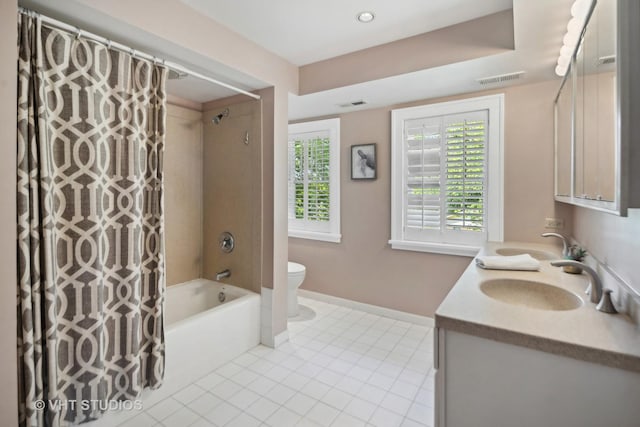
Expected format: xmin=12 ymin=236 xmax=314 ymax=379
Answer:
xmin=288 ymin=119 xmax=341 ymax=242
xmin=391 ymin=95 xmax=503 ymax=255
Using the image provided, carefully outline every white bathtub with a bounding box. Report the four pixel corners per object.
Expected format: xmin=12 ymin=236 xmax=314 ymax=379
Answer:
xmin=144 ymin=278 xmax=261 ymax=406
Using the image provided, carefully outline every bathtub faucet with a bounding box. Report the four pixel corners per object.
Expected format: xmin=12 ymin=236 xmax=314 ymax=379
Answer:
xmin=215 ymin=269 xmax=231 ymax=281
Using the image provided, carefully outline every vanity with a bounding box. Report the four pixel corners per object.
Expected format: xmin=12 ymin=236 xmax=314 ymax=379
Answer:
xmin=433 ymin=242 xmax=640 ymax=427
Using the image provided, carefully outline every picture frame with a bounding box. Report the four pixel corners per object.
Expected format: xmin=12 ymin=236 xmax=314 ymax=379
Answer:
xmin=351 ymin=143 xmax=377 ymax=180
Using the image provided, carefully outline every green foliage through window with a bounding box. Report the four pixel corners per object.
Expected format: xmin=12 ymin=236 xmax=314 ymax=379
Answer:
xmin=290 ymin=136 xmax=331 ymax=222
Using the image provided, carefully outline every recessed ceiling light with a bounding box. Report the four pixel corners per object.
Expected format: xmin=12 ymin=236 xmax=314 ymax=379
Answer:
xmin=357 ymin=11 xmax=375 ymax=23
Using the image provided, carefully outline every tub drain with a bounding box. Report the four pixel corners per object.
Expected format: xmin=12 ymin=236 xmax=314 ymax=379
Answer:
xmin=218 ymin=292 xmax=226 ymax=303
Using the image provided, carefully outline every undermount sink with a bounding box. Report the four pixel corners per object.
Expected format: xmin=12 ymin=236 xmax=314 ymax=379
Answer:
xmin=480 ymin=279 xmax=583 ymax=311
xmin=495 ymin=248 xmax=557 ymax=260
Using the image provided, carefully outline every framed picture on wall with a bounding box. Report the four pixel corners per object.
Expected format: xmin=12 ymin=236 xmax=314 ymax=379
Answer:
xmin=351 ymin=143 xmax=377 ymax=180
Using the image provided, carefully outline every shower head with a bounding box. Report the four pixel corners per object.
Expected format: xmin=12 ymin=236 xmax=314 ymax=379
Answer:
xmin=212 ymin=108 xmax=229 ymax=125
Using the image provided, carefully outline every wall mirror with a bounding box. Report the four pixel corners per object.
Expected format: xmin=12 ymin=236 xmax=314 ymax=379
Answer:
xmin=554 ymin=0 xmax=640 ymax=215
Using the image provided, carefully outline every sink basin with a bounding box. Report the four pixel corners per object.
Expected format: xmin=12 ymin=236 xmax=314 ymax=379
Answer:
xmin=480 ymin=279 xmax=582 ymax=311
xmin=495 ymin=248 xmax=557 ymax=260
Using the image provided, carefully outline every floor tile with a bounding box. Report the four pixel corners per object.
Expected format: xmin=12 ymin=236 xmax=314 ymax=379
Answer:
xmin=209 ymin=379 xmax=242 ymax=400
xmin=187 ymin=392 xmax=223 ymax=416
xmin=284 ymin=392 xmax=317 ymax=416
xmin=305 ymin=402 xmax=340 ymax=427
xmin=330 ymin=412 xmax=367 ymax=427
xmin=118 ymin=412 xmax=157 ymax=427
xmin=406 ymin=401 xmax=434 ymax=425
xmin=265 ymin=407 xmax=301 ymax=427
xmin=245 ymin=397 xmax=280 ymax=421
xmin=343 ymin=396 xmax=377 ymax=421
xmin=380 ymin=392 xmax=412 ymax=416
xmin=225 ymin=412 xmax=262 ymax=427
xmin=369 ymin=406 xmax=405 ymax=427
xmin=320 ymin=388 xmax=352 ymax=410
xmin=266 ymin=383 xmax=297 ymax=405
xmin=172 ymin=384 xmax=206 ymax=405
xmin=160 ymin=406 xmax=200 ymax=426
xmin=299 ymin=379 xmax=331 ymax=401
xmin=203 ymin=401 xmax=241 ymax=426
xmin=126 ymin=297 xmax=435 ymax=427
xmin=227 ymin=388 xmax=261 ymax=410
xmin=146 ymin=397 xmax=183 ymax=422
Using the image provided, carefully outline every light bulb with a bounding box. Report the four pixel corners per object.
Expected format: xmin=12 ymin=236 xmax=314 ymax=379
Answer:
xmin=567 ymin=17 xmax=582 ymax=34
xmin=563 ymin=31 xmax=580 ymax=47
xmin=558 ymin=55 xmax=572 ymax=68
xmin=571 ymin=0 xmax=591 ymax=21
xmin=556 ymin=64 xmax=568 ymax=77
xmin=560 ymin=44 xmax=574 ymax=58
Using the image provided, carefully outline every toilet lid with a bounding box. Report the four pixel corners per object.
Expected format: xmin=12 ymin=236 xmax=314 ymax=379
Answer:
xmin=288 ymin=262 xmax=305 ymax=273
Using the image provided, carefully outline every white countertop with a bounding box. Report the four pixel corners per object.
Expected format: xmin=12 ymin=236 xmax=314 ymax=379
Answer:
xmin=435 ymin=241 xmax=640 ymax=372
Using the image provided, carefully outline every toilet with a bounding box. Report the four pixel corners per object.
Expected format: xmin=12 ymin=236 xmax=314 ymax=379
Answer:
xmin=287 ymin=262 xmax=306 ymax=317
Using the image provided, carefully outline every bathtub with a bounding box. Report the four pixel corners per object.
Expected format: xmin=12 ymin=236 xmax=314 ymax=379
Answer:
xmin=144 ymin=278 xmax=261 ymax=406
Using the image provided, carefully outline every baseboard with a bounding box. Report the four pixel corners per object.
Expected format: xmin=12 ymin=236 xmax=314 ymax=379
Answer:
xmin=298 ymin=289 xmax=434 ymax=327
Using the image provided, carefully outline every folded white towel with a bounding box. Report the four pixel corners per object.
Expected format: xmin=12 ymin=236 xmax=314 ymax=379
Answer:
xmin=475 ymin=254 xmax=541 ymax=271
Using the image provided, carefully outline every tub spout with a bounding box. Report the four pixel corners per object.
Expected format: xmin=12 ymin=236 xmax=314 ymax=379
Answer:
xmin=215 ymin=269 xmax=231 ymax=281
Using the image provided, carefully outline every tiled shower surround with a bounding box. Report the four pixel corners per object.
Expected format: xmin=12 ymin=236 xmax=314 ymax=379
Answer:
xmin=113 ymin=297 xmax=434 ymax=427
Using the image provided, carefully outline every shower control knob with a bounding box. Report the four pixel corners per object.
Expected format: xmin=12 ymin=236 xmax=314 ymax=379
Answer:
xmin=219 ymin=232 xmax=235 ymax=253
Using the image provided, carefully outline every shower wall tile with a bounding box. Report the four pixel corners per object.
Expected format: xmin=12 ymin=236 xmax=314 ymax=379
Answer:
xmin=165 ymin=104 xmax=204 ymax=286
xmin=202 ymin=100 xmax=262 ymax=293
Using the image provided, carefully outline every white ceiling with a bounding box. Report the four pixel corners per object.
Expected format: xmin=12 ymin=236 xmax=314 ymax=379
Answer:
xmin=181 ymin=0 xmax=513 ymax=66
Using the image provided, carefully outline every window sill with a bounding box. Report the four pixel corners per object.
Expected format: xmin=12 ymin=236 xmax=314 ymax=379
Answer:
xmin=388 ymin=240 xmax=479 ymax=257
xmin=289 ymin=230 xmax=342 ymax=243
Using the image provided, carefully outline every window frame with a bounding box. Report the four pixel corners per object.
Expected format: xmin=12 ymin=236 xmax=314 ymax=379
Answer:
xmin=389 ymin=94 xmax=504 ymax=257
xmin=288 ymin=118 xmax=341 ymax=243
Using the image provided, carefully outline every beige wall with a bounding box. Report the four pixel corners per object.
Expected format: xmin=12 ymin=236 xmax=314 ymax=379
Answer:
xmin=165 ymin=104 xmax=204 ymax=286
xmin=0 ymin=0 xmax=18 ymax=424
xmin=290 ymin=80 xmax=573 ymax=317
xmin=202 ymin=100 xmax=263 ymax=294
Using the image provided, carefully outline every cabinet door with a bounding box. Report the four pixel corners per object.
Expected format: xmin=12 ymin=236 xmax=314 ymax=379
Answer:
xmin=575 ymin=0 xmax=617 ymax=201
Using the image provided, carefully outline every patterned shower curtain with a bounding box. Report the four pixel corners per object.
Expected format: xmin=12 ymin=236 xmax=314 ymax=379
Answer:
xmin=17 ymin=13 xmax=167 ymax=427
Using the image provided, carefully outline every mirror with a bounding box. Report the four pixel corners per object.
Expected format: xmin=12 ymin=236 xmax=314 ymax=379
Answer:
xmin=553 ymin=0 xmax=640 ymax=215
xmin=554 ymin=69 xmax=572 ymax=198
xmin=574 ymin=0 xmax=616 ymax=201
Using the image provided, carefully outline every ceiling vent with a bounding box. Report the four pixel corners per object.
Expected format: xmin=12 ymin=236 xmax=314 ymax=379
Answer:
xmin=476 ymin=71 xmax=525 ymax=86
xmin=598 ymin=55 xmax=616 ymax=65
xmin=338 ymin=100 xmax=368 ymax=108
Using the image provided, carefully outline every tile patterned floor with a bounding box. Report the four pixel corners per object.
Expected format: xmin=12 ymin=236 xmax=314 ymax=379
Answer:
xmin=115 ymin=297 xmax=434 ymax=427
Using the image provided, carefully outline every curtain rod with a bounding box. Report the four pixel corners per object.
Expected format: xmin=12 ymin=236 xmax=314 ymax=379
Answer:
xmin=18 ymin=7 xmax=261 ymax=101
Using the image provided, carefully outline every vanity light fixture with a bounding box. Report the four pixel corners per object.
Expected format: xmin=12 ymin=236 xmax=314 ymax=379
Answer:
xmin=555 ymin=0 xmax=594 ymax=76
xmin=357 ymin=11 xmax=375 ymax=23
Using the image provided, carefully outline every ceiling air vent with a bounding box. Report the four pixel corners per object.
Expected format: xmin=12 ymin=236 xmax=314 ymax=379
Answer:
xmin=338 ymin=100 xmax=368 ymax=108
xmin=598 ymin=55 xmax=616 ymax=65
xmin=476 ymin=71 xmax=525 ymax=86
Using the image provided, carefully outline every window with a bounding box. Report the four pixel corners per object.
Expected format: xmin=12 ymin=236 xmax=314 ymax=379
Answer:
xmin=390 ymin=95 xmax=504 ymax=256
xmin=288 ymin=118 xmax=341 ymax=243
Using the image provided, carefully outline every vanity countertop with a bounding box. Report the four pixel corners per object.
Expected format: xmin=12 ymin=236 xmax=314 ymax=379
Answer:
xmin=435 ymin=241 xmax=640 ymax=372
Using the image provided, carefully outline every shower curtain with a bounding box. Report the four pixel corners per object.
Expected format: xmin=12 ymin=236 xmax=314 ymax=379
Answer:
xmin=17 ymin=13 xmax=167 ymax=427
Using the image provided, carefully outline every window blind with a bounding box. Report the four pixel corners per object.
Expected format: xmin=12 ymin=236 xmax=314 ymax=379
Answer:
xmin=288 ymin=130 xmax=331 ymax=230
xmin=403 ymin=110 xmax=488 ymax=241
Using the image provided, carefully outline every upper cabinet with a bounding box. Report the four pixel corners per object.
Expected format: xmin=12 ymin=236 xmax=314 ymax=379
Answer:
xmin=554 ymin=0 xmax=640 ymax=215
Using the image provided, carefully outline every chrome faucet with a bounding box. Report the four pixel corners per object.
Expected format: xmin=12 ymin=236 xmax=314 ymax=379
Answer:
xmin=542 ymin=233 xmax=569 ymax=257
xmin=550 ymin=260 xmax=617 ymax=313
xmin=215 ymin=269 xmax=231 ymax=281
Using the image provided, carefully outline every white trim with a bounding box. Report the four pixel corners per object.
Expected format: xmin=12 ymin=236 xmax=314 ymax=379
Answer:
xmin=288 ymin=230 xmax=342 ymax=243
xmin=388 ymin=240 xmax=479 ymax=257
xmin=298 ymin=289 xmax=435 ymax=327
